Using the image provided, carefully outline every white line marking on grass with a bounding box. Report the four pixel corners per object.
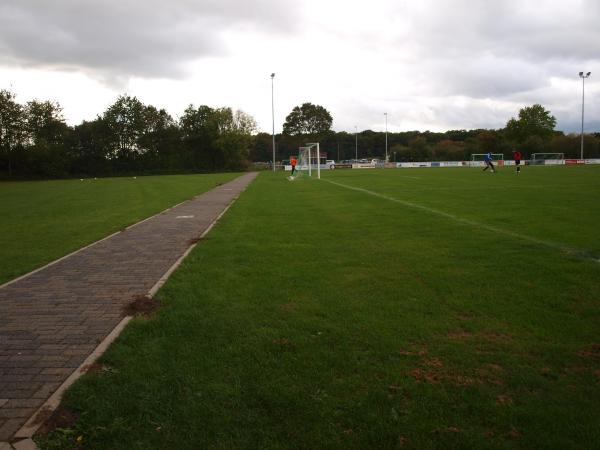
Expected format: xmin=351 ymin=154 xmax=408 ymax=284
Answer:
xmin=324 ymin=179 xmax=591 ymax=259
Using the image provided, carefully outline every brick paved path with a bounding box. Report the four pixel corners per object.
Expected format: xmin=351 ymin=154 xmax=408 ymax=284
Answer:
xmin=0 ymin=172 xmax=258 ymax=441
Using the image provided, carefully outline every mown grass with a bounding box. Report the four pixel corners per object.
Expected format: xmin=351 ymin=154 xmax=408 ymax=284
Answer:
xmin=38 ymin=166 xmax=600 ymax=449
xmin=0 ymin=173 xmax=240 ymax=285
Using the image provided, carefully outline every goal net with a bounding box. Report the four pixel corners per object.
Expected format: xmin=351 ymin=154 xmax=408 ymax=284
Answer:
xmin=531 ymin=153 xmax=565 ymax=165
xmin=290 ymin=143 xmax=321 ymax=180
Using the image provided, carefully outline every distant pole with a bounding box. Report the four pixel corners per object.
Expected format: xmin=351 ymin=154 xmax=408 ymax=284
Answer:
xmin=337 ymin=141 xmax=340 ymax=161
xmin=579 ymin=71 xmax=591 ymax=160
xmin=271 ymin=73 xmax=276 ymax=171
xmin=355 ymin=125 xmax=358 ymax=161
xmin=384 ymin=112 xmax=388 ymax=163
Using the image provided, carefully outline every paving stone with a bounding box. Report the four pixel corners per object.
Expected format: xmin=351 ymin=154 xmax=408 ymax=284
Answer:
xmin=12 ymin=439 xmax=38 ymax=450
xmin=0 ymin=419 xmax=22 ymax=441
xmin=0 ymin=173 xmax=257 ymax=441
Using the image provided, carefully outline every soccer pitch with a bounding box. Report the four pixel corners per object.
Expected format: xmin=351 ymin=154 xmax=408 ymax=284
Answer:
xmin=40 ymin=166 xmax=600 ymax=449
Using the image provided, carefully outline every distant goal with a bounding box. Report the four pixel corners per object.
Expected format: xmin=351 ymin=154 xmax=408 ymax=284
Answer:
xmin=531 ymin=153 xmax=565 ymax=165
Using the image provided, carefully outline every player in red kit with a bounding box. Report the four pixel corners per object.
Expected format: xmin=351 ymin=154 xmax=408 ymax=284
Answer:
xmin=512 ymin=148 xmax=522 ymax=174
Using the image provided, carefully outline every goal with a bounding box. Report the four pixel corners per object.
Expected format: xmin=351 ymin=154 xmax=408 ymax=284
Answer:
xmin=294 ymin=143 xmax=321 ymax=179
xmin=531 ymin=153 xmax=565 ymax=165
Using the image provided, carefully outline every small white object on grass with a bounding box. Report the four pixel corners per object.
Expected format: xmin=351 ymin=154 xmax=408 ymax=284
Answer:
xmin=80 ymin=179 xmax=84 ymax=181
xmin=133 ymin=176 xmax=137 ymax=179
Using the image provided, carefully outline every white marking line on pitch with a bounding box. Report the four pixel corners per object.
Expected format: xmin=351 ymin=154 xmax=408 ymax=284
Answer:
xmin=324 ymin=179 xmax=588 ymax=258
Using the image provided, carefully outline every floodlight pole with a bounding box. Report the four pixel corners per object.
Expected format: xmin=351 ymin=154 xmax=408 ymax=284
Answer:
xmin=579 ymin=71 xmax=591 ymax=161
xmin=384 ymin=112 xmax=388 ymax=163
xmin=271 ymin=73 xmax=276 ymax=172
xmin=355 ymin=126 xmax=358 ymax=161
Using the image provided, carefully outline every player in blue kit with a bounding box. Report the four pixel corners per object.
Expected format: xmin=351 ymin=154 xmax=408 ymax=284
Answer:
xmin=483 ymin=152 xmax=496 ymax=173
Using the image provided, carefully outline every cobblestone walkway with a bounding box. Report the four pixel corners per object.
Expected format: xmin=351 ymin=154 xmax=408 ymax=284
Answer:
xmin=0 ymin=172 xmax=258 ymax=441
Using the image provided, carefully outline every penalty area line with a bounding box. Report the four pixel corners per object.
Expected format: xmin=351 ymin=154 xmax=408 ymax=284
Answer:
xmin=323 ymin=178 xmax=593 ymax=260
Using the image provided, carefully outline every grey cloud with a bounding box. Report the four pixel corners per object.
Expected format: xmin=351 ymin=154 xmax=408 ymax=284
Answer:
xmin=395 ymin=0 xmax=600 ymax=99
xmin=0 ymin=0 xmax=297 ymax=81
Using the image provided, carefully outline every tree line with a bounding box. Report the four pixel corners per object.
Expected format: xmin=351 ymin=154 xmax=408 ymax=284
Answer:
xmin=0 ymin=90 xmax=256 ymax=178
xmin=253 ymin=103 xmax=600 ymax=163
xmin=2 ymin=91 xmax=599 ymax=179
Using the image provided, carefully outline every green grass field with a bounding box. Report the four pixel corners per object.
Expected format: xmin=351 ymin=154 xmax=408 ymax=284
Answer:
xmin=0 ymin=173 xmax=240 ymax=285
xmin=36 ymin=166 xmax=600 ymax=449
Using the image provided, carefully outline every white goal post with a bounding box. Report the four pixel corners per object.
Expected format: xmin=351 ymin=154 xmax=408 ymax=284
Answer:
xmin=297 ymin=143 xmax=321 ymax=179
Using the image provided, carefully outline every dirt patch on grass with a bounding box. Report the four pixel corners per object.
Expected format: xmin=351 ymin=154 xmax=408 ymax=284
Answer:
xmin=272 ymin=338 xmax=295 ymax=351
xmin=34 ymin=404 xmax=79 ymax=436
xmin=496 ymin=394 xmax=513 ymax=406
xmin=446 ymin=330 xmax=512 ymax=341
xmin=456 ymin=313 xmax=475 ymax=321
xmin=506 ymin=428 xmax=522 ymax=439
xmin=577 ymin=344 xmax=600 ymax=360
xmin=82 ymin=362 xmax=103 ymax=374
xmin=399 ymin=348 xmax=428 ymax=357
xmin=410 ymin=368 xmax=442 ymax=384
xmin=423 ymin=357 xmax=443 ymax=368
xmin=122 ymin=295 xmax=161 ymax=317
xmin=405 ymin=355 xmax=503 ymax=387
xmin=280 ymin=302 xmax=298 ymax=313
xmin=447 ymin=330 xmax=474 ymax=339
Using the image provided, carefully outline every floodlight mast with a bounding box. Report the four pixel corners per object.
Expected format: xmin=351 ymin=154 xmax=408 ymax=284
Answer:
xmin=579 ymin=71 xmax=591 ymax=160
xmin=384 ymin=112 xmax=388 ymax=163
xmin=271 ymin=73 xmax=276 ymax=172
xmin=354 ymin=126 xmax=358 ymax=161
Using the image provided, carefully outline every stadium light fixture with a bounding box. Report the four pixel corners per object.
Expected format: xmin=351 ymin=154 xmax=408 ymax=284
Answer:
xmin=579 ymin=71 xmax=591 ymax=160
xmin=271 ymin=73 xmax=276 ymax=172
xmin=384 ymin=112 xmax=388 ymax=163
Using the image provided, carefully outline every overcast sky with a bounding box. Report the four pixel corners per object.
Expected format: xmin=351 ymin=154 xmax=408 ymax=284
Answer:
xmin=1 ymin=0 xmax=598 ymax=134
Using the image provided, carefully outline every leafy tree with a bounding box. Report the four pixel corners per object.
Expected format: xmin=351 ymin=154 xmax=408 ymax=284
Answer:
xmin=69 ymin=119 xmax=112 ymax=175
xmin=23 ymin=100 xmax=70 ymax=177
xmin=504 ymin=104 xmax=556 ymax=144
xmin=25 ymin=100 xmax=66 ymax=146
xmin=283 ymin=103 xmax=332 ymax=136
xmin=0 ymin=89 xmax=26 ymax=176
xmin=103 ymin=95 xmax=147 ymax=159
xmin=180 ymin=105 xmax=256 ymax=171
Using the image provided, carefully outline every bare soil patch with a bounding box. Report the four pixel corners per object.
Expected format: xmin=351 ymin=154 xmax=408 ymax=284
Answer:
xmin=122 ymin=295 xmax=161 ymax=317
xmin=577 ymin=344 xmax=600 ymax=360
xmin=34 ymin=404 xmax=79 ymax=436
